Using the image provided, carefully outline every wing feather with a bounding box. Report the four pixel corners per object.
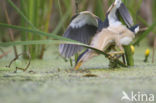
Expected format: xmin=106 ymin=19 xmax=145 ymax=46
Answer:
xmin=59 ymin=11 xmax=98 ymax=58
xmin=118 ymin=3 xmax=134 ymax=27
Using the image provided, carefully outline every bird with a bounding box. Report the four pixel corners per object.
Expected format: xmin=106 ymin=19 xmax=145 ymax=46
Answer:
xmin=106 ymin=0 xmax=134 ymax=28
xmin=74 ymin=24 xmax=140 ymax=70
xmin=59 ymin=0 xmax=134 ymax=58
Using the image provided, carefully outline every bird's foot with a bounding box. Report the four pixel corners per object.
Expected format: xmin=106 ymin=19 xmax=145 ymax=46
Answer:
xmin=108 ymin=51 xmax=124 ymax=57
xmin=74 ymin=61 xmax=83 ymax=70
xmin=107 ymin=51 xmax=125 ymax=61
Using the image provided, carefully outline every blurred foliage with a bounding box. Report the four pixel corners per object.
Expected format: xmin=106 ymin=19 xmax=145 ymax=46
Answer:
xmin=0 ymin=0 xmax=156 ymax=59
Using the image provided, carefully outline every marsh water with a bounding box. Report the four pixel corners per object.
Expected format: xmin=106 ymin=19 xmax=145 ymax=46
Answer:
xmin=0 ymin=43 xmax=156 ymax=103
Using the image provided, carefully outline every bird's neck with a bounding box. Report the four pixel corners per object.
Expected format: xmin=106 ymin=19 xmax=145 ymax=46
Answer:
xmin=109 ymin=20 xmax=121 ymax=27
xmin=108 ymin=6 xmax=121 ymax=27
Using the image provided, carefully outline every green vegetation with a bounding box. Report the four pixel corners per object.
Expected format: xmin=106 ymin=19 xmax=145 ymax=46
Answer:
xmin=0 ymin=0 xmax=156 ymax=102
xmin=0 ymin=43 xmax=156 ymax=103
xmin=0 ymin=0 xmax=155 ymax=68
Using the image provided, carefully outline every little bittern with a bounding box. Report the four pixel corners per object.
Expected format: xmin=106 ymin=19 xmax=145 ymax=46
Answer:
xmin=59 ymin=0 xmax=134 ymax=58
xmin=74 ymin=25 xmax=139 ymax=70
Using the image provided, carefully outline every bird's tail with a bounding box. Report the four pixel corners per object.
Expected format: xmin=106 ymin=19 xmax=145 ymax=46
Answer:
xmin=74 ymin=49 xmax=97 ymax=70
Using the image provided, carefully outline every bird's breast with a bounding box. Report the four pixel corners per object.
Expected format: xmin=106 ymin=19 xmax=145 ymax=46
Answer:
xmin=120 ymin=36 xmax=133 ymax=45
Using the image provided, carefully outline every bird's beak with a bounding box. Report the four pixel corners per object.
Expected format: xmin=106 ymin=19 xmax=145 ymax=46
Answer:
xmin=74 ymin=61 xmax=83 ymax=70
xmin=106 ymin=3 xmax=115 ymax=14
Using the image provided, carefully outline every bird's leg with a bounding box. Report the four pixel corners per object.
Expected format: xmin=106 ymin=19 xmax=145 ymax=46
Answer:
xmin=122 ymin=54 xmax=126 ymax=64
xmin=109 ymin=50 xmax=126 ymax=64
xmin=109 ymin=46 xmax=126 ymax=64
xmin=107 ymin=49 xmax=124 ymax=57
xmin=74 ymin=50 xmax=97 ymax=70
xmin=113 ymin=40 xmax=126 ymax=64
xmin=107 ymin=39 xmax=125 ymax=57
xmin=74 ymin=61 xmax=83 ymax=70
xmin=116 ymin=40 xmax=127 ymax=64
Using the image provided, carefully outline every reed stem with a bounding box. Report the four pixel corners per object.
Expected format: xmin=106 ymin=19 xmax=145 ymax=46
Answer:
xmin=124 ymin=45 xmax=134 ymax=66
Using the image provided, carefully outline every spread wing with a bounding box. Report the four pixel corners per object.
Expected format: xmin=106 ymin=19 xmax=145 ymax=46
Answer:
xmin=118 ymin=3 xmax=134 ymax=27
xmin=59 ymin=11 xmax=98 ymax=58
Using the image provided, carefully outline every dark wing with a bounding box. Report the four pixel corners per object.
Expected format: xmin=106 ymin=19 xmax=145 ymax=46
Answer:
xmin=97 ymin=17 xmax=109 ymax=32
xmin=118 ymin=3 xmax=134 ymax=27
xmin=59 ymin=11 xmax=98 ymax=58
